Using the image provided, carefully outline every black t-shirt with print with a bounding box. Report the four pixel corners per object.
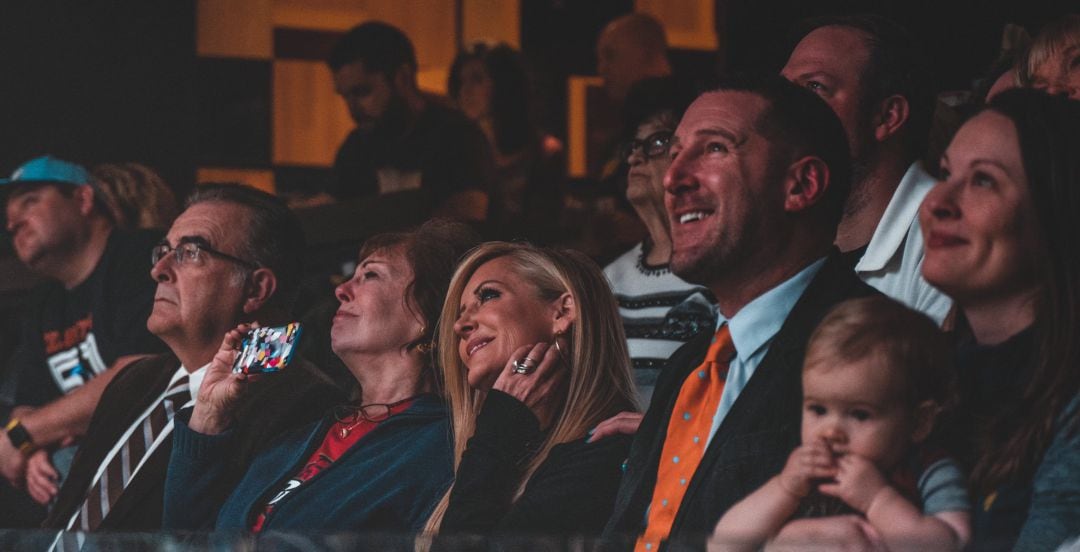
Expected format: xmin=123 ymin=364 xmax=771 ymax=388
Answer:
xmin=4 ymin=229 xmax=167 ymax=412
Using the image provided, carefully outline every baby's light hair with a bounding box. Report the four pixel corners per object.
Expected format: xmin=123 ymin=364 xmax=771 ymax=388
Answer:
xmin=804 ymin=296 xmax=955 ymax=409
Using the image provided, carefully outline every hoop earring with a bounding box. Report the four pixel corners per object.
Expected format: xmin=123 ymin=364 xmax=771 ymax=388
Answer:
xmin=416 ymin=341 xmax=434 ymax=355
xmin=553 ymin=331 xmax=569 ymax=366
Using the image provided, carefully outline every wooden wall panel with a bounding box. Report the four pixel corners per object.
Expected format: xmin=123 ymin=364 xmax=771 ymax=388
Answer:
xmin=272 ymin=59 xmax=353 ymax=167
xmin=197 ymin=0 xmax=273 ymax=59
xmin=197 ymin=167 xmax=276 ymax=194
xmin=635 ymin=0 xmax=717 ymax=50
xmin=463 ymin=0 xmax=520 ymax=48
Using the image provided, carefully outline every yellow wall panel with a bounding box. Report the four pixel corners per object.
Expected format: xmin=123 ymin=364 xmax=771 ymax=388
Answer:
xmin=635 ymin=0 xmax=718 ymax=51
xmin=197 ymin=168 xmax=276 ymax=195
xmin=197 ymin=0 xmax=274 ymax=59
xmin=463 ymin=0 xmax=519 ymax=48
xmin=273 ymin=59 xmax=354 ymax=167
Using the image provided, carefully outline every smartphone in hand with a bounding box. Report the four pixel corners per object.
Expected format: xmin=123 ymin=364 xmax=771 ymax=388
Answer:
xmin=232 ymin=323 xmax=303 ymax=375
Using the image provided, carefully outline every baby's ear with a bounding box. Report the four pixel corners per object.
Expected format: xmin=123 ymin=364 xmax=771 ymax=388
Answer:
xmin=910 ymin=400 xmax=939 ymax=443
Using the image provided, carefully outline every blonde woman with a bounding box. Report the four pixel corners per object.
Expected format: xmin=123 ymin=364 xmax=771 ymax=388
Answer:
xmin=426 ymin=242 xmax=638 ymax=536
xmin=1018 ymin=14 xmax=1079 ymax=100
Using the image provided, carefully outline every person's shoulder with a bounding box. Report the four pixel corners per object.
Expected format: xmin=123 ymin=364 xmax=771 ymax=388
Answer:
xmin=810 ymin=251 xmax=881 ymax=301
xmin=102 ymin=352 xmax=179 ymax=397
xmin=548 ymin=433 xmax=633 ymax=468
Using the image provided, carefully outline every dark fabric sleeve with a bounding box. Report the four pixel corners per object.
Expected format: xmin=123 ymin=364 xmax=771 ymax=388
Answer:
xmin=440 ymin=390 xmax=542 ymax=534
xmin=441 ymin=390 xmax=632 ymax=535
xmin=162 ymin=407 xmax=239 ymax=530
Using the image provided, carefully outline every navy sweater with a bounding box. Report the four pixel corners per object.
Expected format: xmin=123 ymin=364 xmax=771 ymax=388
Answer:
xmin=163 ymin=393 xmax=453 ymax=533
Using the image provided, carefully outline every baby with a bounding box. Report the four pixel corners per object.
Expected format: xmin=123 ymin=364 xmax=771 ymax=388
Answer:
xmin=712 ymin=297 xmax=970 ymax=551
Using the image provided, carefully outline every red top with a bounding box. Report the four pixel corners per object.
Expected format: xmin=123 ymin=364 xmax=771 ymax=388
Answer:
xmin=250 ymin=398 xmax=415 ymax=532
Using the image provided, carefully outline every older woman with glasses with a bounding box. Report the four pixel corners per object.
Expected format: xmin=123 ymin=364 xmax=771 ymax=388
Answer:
xmin=162 ymin=220 xmax=479 ymax=533
xmin=601 ymin=77 xmax=715 ymax=405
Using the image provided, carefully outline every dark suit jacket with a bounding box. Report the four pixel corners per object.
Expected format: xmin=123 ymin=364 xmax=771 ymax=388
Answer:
xmin=44 ymin=352 xmax=345 ymax=532
xmin=602 ymin=253 xmax=879 ymax=549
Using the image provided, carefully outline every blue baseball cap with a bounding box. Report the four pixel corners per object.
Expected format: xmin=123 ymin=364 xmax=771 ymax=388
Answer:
xmin=0 ymin=156 xmax=91 ymax=188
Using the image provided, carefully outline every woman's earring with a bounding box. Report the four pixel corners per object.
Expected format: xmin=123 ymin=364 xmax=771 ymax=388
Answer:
xmin=415 ymin=325 xmax=433 ymax=354
xmin=553 ymin=331 xmax=568 ymax=365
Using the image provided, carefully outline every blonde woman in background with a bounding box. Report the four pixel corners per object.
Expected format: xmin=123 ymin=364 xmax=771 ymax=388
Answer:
xmin=425 ymin=242 xmax=638 ymax=537
xmin=1018 ymin=14 xmax=1079 ymax=100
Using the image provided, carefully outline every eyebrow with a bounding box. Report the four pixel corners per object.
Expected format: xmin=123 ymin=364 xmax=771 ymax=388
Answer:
xmin=470 ymin=279 xmax=502 ymax=294
xmin=969 ymin=158 xmax=1020 ymax=180
xmin=168 ymin=235 xmax=211 ymax=247
xmin=792 ymin=70 xmax=835 ymax=82
xmin=694 ymin=127 xmax=747 ymax=148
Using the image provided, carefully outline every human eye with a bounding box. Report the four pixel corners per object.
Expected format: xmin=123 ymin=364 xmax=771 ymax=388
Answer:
xmin=805 ymin=80 xmax=827 ymax=94
xmin=850 ymin=409 xmax=872 ymax=421
xmin=706 ymin=142 xmax=729 ymax=154
xmin=804 ymin=403 xmax=826 ymax=416
xmin=971 ymin=171 xmax=996 ymax=189
xmin=476 ymin=286 xmax=500 ymax=303
xmin=177 ymin=242 xmax=201 ymax=263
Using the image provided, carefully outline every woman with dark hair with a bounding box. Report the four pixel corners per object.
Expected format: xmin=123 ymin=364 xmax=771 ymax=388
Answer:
xmin=163 ymin=220 xmax=480 ymax=532
xmin=919 ymin=88 xmax=1080 ymax=551
xmin=448 ymin=42 xmax=565 ymax=242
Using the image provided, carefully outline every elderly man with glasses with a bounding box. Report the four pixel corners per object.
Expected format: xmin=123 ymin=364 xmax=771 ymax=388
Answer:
xmin=43 ymin=184 xmax=342 ymax=536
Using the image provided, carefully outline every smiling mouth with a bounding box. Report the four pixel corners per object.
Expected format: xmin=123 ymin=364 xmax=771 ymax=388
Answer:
xmin=926 ymin=231 xmax=968 ymax=248
xmin=466 ymin=338 xmax=492 ymax=358
xmin=677 ymin=211 xmax=714 ymax=224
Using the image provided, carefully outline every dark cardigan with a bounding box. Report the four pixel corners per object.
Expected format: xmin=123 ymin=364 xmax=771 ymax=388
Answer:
xmin=163 ymin=393 xmax=454 ymax=533
xmin=440 ymin=390 xmax=632 ymax=536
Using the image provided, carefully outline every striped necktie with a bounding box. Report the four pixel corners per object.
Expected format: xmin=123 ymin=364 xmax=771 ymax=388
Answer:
xmin=68 ymin=374 xmax=190 ymax=531
xmin=636 ymin=325 xmax=735 ymax=551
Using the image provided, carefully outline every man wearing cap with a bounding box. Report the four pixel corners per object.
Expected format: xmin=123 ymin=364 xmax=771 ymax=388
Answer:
xmin=0 ymin=156 xmax=164 ymax=524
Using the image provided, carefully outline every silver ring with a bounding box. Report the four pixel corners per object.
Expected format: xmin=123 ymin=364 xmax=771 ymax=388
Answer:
xmin=512 ymin=358 xmax=535 ymax=374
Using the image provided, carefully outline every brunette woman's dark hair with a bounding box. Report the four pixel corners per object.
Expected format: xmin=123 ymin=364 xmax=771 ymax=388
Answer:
xmin=448 ymin=42 xmax=535 ymax=156
xmin=970 ymin=88 xmax=1080 ymax=494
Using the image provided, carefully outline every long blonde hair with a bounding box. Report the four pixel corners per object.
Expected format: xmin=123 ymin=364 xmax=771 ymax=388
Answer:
xmin=424 ymin=242 xmax=638 ymax=533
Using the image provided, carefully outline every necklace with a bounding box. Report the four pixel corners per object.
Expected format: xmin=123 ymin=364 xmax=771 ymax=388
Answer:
xmin=333 ymin=395 xmax=418 ymax=438
xmin=636 ymin=239 xmax=671 ymax=277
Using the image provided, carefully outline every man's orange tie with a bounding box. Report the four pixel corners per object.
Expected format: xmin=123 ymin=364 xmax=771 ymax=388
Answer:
xmin=635 ymin=324 xmax=735 ymax=551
